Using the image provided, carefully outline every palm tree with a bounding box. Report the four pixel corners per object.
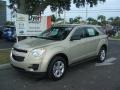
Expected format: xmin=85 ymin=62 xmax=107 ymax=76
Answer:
xmin=87 ymin=17 xmax=95 ymax=24
xmin=92 ymin=19 xmax=98 ymax=25
xmin=87 ymin=17 xmax=98 ymax=25
xmin=108 ymin=17 xmax=114 ymax=22
xmin=97 ymin=15 xmax=106 ymax=26
xmin=108 ymin=17 xmax=114 ymax=24
xmin=75 ymin=16 xmax=82 ymax=23
xmin=97 ymin=15 xmax=106 ymax=22
xmin=71 ymin=16 xmax=82 ymax=24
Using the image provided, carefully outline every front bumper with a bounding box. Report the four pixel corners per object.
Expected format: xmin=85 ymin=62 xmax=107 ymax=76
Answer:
xmin=10 ymin=51 xmax=43 ymax=73
xmin=11 ymin=64 xmax=46 ymax=78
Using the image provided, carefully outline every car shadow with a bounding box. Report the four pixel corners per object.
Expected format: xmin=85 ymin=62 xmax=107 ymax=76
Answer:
xmin=11 ymin=58 xmax=97 ymax=82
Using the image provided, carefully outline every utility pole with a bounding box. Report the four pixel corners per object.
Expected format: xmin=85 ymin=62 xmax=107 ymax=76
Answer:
xmin=64 ymin=10 xmax=66 ymax=24
xmin=86 ymin=2 xmax=88 ymax=21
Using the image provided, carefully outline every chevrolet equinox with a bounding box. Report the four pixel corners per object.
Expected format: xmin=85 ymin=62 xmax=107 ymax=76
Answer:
xmin=10 ymin=25 xmax=108 ymax=80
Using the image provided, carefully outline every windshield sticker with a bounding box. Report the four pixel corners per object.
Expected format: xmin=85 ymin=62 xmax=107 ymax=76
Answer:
xmin=87 ymin=29 xmax=95 ymax=36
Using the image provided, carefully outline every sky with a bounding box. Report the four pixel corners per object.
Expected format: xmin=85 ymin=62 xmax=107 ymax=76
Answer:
xmin=4 ymin=0 xmax=120 ymax=21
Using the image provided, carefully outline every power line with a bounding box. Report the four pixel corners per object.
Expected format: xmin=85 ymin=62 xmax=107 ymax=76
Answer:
xmin=69 ymin=9 xmax=120 ymax=11
xmin=66 ymin=11 xmax=120 ymax=13
xmin=42 ymin=9 xmax=120 ymax=13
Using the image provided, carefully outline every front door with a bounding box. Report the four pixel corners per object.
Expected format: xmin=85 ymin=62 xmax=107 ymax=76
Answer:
xmin=69 ymin=27 xmax=87 ymax=63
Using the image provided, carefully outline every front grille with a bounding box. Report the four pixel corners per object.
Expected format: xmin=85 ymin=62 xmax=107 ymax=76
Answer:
xmin=12 ymin=54 xmax=25 ymax=62
xmin=13 ymin=48 xmax=27 ymax=53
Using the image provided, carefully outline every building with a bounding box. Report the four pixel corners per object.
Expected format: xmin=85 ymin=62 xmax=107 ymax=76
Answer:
xmin=0 ymin=1 xmax=6 ymax=26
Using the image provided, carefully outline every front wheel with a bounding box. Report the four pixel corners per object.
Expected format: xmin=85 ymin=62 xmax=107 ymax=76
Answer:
xmin=97 ymin=47 xmax=107 ymax=63
xmin=47 ymin=56 xmax=67 ymax=81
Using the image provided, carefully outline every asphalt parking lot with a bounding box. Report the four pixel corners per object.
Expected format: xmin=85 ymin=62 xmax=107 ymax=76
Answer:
xmin=0 ymin=40 xmax=120 ymax=90
xmin=0 ymin=39 xmax=14 ymax=49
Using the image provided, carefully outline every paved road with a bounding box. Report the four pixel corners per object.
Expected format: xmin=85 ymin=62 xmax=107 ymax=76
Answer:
xmin=0 ymin=39 xmax=14 ymax=49
xmin=0 ymin=40 xmax=120 ymax=90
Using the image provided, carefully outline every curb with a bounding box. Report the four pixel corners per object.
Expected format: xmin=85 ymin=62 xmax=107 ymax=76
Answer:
xmin=108 ymin=38 xmax=120 ymax=41
xmin=0 ymin=63 xmax=11 ymax=70
xmin=0 ymin=48 xmax=11 ymax=51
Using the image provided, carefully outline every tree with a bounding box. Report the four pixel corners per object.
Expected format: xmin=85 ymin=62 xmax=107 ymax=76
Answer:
xmin=69 ymin=16 xmax=82 ymax=24
xmin=108 ymin=17 xmax=114 ymax=22
xmin=0 ymin=0 xmax=3 ymax=8
xmin=73 ymin=0 xmax=105 ymax=8
xmin=112 ymin=17 xmax=120 ymax=26
xmin=97 ymin=15 xmax=106 ymax=22
xmin=51 ymin=15 xmax=56 ymax=22
xmin=9 ymin=0 xmax=106 ymax=15
xmin=69 ymin=18 xmax=74 ymax=24
xmin=97 ymin=15 xmax=106 ymax=26
xmin=87 ymin=17 xmax=95 ymax=24
xmin=87 ymin=17 xmax=98 ymax=25
xmin=74 ymin=16 xmax=82 ymax=23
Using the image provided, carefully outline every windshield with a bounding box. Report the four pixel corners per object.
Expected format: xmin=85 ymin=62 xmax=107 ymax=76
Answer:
xmin=37 ymin=27 xmax=73 ymax=40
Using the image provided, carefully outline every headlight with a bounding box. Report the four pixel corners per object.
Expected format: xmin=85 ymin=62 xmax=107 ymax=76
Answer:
xmin=31 ymin=48 xmax=45 ymax=57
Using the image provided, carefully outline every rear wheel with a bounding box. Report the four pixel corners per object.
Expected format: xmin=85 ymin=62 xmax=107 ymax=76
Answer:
xmin=47 ymin=56 xmax=67 ymax=81
xmin=97 ymin=47 xmax=107 ymax=63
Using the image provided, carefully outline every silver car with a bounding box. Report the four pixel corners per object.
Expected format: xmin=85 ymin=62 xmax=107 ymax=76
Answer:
xmin=10 ymin=25 xmax=108 ymax=80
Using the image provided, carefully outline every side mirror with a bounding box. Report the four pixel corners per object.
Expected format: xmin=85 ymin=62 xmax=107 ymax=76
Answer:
xmin=70 ymin=36 xmax=80 ymax=41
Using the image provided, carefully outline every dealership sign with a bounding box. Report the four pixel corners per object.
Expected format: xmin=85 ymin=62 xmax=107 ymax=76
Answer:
xmin=15 ymin=13 xmax=51 ymax=36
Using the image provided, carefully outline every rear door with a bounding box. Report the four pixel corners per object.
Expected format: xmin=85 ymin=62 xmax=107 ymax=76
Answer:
xmin=82 ymin=27 xmax=100 ymax=57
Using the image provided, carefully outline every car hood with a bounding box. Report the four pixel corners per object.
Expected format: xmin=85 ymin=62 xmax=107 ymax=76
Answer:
xmin=14 ymin=38 xmax=60 ymax=51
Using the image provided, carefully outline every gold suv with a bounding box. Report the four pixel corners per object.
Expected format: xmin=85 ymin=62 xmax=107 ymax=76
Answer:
xmin=10 ymin=25 xmax=108 ymax=80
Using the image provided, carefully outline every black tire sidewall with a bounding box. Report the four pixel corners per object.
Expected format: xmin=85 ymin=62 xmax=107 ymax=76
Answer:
xmin=47 ymin=56 xmax=67 ymax=81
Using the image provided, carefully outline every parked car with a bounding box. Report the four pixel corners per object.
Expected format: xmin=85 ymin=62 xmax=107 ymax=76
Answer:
xmin=10 ymin=25 xmax=108 ymax=80
xmin=2 ymin=26 xmax=16 ymax=41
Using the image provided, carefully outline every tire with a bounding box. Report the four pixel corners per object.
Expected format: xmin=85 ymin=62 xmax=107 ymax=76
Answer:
xmin=47 ymin=56 xmax=67 ymax=81
xmin=97 ymin=47 xmax=107 ymax=63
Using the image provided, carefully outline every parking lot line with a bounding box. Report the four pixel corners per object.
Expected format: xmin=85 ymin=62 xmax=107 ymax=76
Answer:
xmin=95 ymin=57 xmax=117 ymax=66
xmin=0 ymin=63 xmax=11 ymax=70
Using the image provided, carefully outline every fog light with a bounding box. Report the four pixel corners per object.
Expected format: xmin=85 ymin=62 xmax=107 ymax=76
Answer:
xmin=28 ymin=64 xmax=39 ymax=71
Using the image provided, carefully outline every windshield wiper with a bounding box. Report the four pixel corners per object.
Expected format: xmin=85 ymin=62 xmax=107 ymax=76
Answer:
xmin=35 ymin=36 xmax=51 ymax=40
xmin=34 ymin=36 xmax=61 ymax=41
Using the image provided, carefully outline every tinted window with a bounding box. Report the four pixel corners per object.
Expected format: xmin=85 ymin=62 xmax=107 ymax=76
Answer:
xmin=37 ymin=27 xmax=73 ymax=40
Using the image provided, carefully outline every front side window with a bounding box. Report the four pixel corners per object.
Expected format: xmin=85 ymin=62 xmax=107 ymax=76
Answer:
xmin=71 ymin=28 xmax=84 ymax=40
xmin=37 ymin=27 xmax=73 ymax=40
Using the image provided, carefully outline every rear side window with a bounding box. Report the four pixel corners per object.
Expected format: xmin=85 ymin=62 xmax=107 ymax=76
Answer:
xmin=72 ymin=27 xmax=99 ymax=39
xmin=85 ymin=27 xmax=99 ymax=37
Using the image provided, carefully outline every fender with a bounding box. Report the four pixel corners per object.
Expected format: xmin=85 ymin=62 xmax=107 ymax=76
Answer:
xmin=96 ymin=37 xmax=108 ymax=55
xmin=39 ymin=46 xmax=69 ymax=72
